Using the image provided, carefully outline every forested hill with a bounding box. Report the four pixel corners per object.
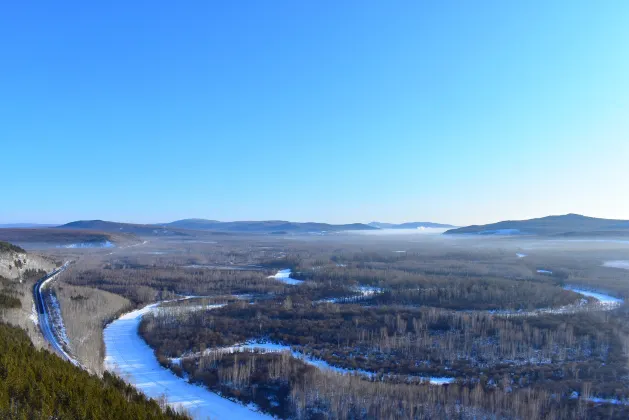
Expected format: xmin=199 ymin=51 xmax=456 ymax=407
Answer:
xmin=444 ymin=213 xmax=629 ymax=236
xmin=0 ymin=322 xmax=188 ymax=419
xmin=0 ymin=241 xmax=25 ymax=254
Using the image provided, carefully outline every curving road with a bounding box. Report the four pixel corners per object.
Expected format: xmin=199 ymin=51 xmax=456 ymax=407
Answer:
xmin=33 ymin=262 xmax=79 ymax=366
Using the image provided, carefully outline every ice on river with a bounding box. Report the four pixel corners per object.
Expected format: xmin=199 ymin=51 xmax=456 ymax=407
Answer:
xmin=269 ymin=269 xmax=303 ymax=285
xmin=564 ymin=287 xmax=623 ymax=306
xmin=104 ymin=304 xmax=271 ymax=420
xmin=603 ymin=260 xmax=629 ymax=270
xmin=206 ymin=342 xmax=453 ymax=385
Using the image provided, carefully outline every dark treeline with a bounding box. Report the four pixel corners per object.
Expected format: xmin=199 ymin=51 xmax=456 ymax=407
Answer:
xmin=0 ymin=322 xmax=188 ymax=419
xmin=0 ymin=241 xmax=26 ymax=254
xmin=292 ymin=266 xmax=578 ymax=310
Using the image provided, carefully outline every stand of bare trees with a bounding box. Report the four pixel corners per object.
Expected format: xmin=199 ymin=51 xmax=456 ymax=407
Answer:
xmin=54 ymin=266 xmax=132 ymax=374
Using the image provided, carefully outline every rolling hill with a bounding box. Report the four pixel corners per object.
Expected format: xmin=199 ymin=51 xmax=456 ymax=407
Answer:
xmin=444 ymin=214 xmax=629 ymax=236
xmin=0 ymin=228 xmax=128 ymax=248
xmin=57 ymin=220 xmax=189 ymax=237
xmin=165 ymin=219 xmax=377 ymax=233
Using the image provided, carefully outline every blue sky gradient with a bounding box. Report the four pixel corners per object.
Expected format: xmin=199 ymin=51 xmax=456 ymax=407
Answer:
xmin=1 ymin=1 xmax=628 ymax=225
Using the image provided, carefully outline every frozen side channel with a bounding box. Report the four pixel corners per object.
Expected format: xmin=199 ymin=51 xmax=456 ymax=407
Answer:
xmin=103 ymin=303 xmax=271 ymax=420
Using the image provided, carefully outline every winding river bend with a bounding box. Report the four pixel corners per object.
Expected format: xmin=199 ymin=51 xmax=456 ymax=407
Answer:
xmin=103 ymin=303 xmax=270 ymax=420
xmin=103 ymin=272 xmax=624 ymax=419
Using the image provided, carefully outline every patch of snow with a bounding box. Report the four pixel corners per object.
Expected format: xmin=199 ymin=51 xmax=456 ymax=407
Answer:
xmin=268 ymin=269 xmax=303 ymax=285
xmin=516 ymin=253 xmax=527 ymax=258
xmin=603 ymin=260 xmax=629 ymax=270
xmin=492 ymin=287 xmax=623 ymax=317
xmin=48 ymin=293 xmax=71 ymax=348
xmin=587 ymin=397 xmax=629 ymax=405
xmin=157 ymin=304 xmax=224 ymax=314
xmin=564 ymin=287 xmax=623 ymax=306
xmin=104 ymin=303 xmax=271 ymax=420
xmin=427 ymin=377 xmax=455 ymax=385
xmin=536 ymin=269 xmax=553 ymax=274
xmin=315 ymin=285 xmax=383 ymax=304
xmin=30 ymin=303 xmax=38 ymax=326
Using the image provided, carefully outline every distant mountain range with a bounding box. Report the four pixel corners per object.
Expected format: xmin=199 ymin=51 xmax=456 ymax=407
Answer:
xmin=444 ymin=214 xmax=629 ymax=236
xmin=52 ymin=219 xmax=456 ymax=235
xmin=0 ymin=223 xmax=57 ymax=228
xmin=163 ymin=219 xmax=377 ymax=233
xmin=8 ymin=215 xmax=625 ymax=238
xmin=57 ymin=220 xmax=188 ymax=236
xmin=56 ymin=219 xmax=378 ymax=235
xmin=368 ymin=221 xmax=455 ymax=229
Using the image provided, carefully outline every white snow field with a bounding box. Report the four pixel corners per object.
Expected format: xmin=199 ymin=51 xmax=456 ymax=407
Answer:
xmin=104 ymin=303 xmax=271 ymax=420
xmin=564 ymin=287 xmax=624 ymax=306
xmin=269 ymin=269 xmax=303 ymax=285
xmin=516 ymin=253 xmax=527 ymax=258
xmin=603 ymin=260 xmax=629 ymax=270
xmin=491 ymin=287 xmax=623 ymax=318
xmin=315 ymin=285 xmax=383 ymax=304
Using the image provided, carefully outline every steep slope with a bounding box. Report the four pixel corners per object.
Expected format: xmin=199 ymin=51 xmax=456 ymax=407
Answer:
xmin=444 ymin=214 xmax=629 ymax=236
xmin=0 ymin=322 xmax=187 ymax=419
xmin=0 ymin=241 xmax=55 ymax=281
xmin=0 ymin=228 xmax=127 ymax=248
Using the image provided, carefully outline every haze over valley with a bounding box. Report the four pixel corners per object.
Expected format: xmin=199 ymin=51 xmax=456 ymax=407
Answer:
xmin=2 ymin=1 xmax=629 ymax=419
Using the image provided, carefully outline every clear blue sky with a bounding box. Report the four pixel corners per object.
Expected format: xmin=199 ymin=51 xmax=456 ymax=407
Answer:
xmin=1 ymin=1 xmax=628 ymax=225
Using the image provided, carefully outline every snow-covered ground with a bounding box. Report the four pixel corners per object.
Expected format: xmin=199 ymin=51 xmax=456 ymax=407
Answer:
xmin=491 ymin=287 xmax=623 ymax=318
xmin=516 ymin=253 xmax=527 ymax=258
xmin=603 ymin=260 xmax=629 ymax=270
xmin=157 ymin=304 xmax=224 ymax=314
xmin=587 ymin=397 xmax=629 ymax=405
xmin=104 ymin=303 xmax=271 ymax=420
xmin=536 ymin=269 xmax=553 ymax=274
xmin=269 ymin=269 xmax=303 ymax=285
xmin=186 ymin=342 xmax=453 ymax=385
xmin=564 ymin=287 xmax=623 ymax=306
xmin=36 ymin=263 xmax=79 ymax=366
xmin=30 ymin=303 xmax=39 ymax=325
xmin=48 ymin=293 xmax=71 ymax=349
xmin=316 ymin=285 xmax=383 ymax=304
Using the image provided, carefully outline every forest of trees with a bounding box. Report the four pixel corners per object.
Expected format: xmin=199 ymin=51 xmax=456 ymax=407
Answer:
xmin=0 ymin=241 xmax=26 ymax=254
xmin=0 ymin=321 xmax=188 ymax=419
xmin=141 ymin=298 xmax=628 ymax=402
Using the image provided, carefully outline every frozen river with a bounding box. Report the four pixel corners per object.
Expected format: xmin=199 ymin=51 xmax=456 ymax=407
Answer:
xmin=103 ymin=303 xmax=270 ymax=420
